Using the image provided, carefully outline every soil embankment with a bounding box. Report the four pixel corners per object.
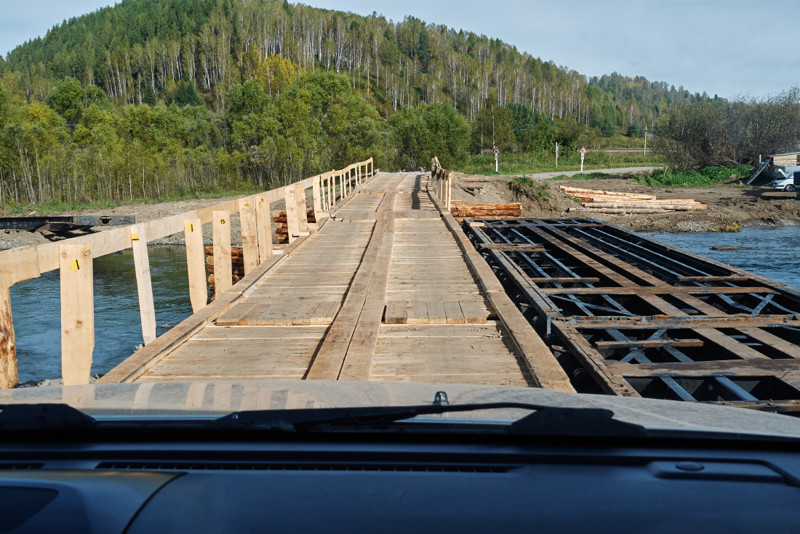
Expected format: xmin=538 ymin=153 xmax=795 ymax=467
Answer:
xmin=450 ymin=171 xmax=800 ymax=233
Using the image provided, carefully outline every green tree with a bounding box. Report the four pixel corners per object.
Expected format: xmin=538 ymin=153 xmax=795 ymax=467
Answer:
xmin=472 ymin=100 xmax=513 ymax=153
xmin=390 ymin=102 xmax=470 ymax=169
xmin=173 ymin=81 xmax=202 ymax=106
xmin=47 ymin=77 xmax=85 ymax=124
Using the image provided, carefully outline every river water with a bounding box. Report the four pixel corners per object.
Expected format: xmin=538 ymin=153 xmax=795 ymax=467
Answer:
xmin=11 ymin=247 xmax=194 ymax=383
xmin=647 ymin=227 xmax=800 ymax=291
xmin=8 ymin=227 xmax=800 ymax=383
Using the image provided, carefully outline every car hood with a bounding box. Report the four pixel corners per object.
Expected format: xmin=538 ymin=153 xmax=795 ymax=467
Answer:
xmin=1 ymin=380 xmax=800 ymax=439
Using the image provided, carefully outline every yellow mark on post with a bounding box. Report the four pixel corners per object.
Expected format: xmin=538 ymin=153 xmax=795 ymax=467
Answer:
xmin=186 ymin=223 xmax=194 ymax=232
xmin=244 ymin=201 xmax=249 ymax=207
xmin=70 ymin=259 xmax=80 ymax=271
xmin=131 ymin=233 xmax=140 ymax=241
xmin=220 ymin=219 xmax=226 ymax=225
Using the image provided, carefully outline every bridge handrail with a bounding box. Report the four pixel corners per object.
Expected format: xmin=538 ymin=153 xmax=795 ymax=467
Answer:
xmin=429 ymin=157 xmax=452 ymax=210
xmin=0 ymin=157 xmax=375 ymax=388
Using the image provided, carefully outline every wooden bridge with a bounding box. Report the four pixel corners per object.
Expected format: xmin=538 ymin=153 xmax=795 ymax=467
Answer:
xmin=0 ymin=159 xmax=572 ymax=392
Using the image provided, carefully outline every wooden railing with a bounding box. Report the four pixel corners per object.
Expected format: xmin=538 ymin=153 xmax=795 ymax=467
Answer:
xmin=430 ymin=157 xmax=452 ymax=210
xmin=0 ymin=157 xmax=375 ymax=388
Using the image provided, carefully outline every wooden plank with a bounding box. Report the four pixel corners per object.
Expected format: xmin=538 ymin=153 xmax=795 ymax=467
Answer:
xmin=384 ymin=300 xmax=409 ymax=324
xmin=307 ymin=203 xmax=390 ymax=380
xmin=60 ymin=243 xmax=94 ymax=386
xmin=406 ymin=301 xmax=430 ymax=325
xmin=443 ymin=301 xmax=466 ymax=325
xmin=309 ymin=301 xmax=341 ymax=324
xmin=595 ymin=339 xmax=704 ymax=350
xmin=284 ymin=186 xmax=300 ymax=243
xmin=0 ymin=285 xmax=18 ymax=388
xmin=539 ymin=286 xmax=773 ymax=296
xmin=435 ymin=198 xmax=575 ymax=392
xmin=694 ymin=328 xmax=771 ymax=360
xmin=339 ymin=214 xmax=395 ymax=380
xmin=296 ymin=182 xmax=309 ymax=234
xmin=527 ymin=277 xmax=601 ymax=284
xmin=130 ymin=226 xmax=157 ymax=345
xmin=458 ymin=299 xmax=488 ymax=324
xmin=0 ymin=246 xmax=40 ymax=287
xmin=239 ymin=199 xmax=259 ymax=275
xmin=216 ymin=302 xmax=259 ymax=326
xmin=737 ymin=327 xmax=800 ymax=359
xmin=426 ymin=300 xmax=447 ymax=325
xmin=212 ymin=211 xmax=232 ymax=297
xmin=183 ymin=218 xmax=208 ymax=313
xmin=478 ymin=244 xmax=545 ymax=253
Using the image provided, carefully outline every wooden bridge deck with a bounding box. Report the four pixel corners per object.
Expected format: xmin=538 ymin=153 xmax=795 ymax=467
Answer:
xmin=100 ymin=173 xmax=572 ymax=390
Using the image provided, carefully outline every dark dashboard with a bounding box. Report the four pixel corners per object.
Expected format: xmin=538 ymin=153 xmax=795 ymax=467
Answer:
xmin=1 ymin=430 xmax=799 ymax=533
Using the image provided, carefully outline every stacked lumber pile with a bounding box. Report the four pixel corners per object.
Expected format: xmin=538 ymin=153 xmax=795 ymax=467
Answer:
xmin=274 ymin=209 xmax=316 ymax=244
xmin=206 ymin=246 xmax=244 ymax=296
xmin=560 ymin=186 xmax=707 ymax=214
xmin=450 ymin=200 xmax=522 ymax=221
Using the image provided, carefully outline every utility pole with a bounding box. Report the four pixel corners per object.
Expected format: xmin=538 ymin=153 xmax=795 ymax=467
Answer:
xmin=555 ymin=142 xmax=559 ymax=169
xmin=643 ymin=125 xmax=648 ymax=155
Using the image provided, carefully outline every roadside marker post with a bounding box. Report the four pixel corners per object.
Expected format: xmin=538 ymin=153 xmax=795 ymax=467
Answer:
xmin=555 ymin=142 xmax=559 ymax=169
xmin=580 ymin=146 xmax=587 ymax=174
xmin=494 ymin=145 xmax=499 ymax=174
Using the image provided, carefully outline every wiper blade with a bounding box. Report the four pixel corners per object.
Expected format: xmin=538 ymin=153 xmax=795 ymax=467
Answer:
xmin=0 ymin=404 xmax=96 ymax=431
xmin=214 ymin=402 xmax=647 ymax=437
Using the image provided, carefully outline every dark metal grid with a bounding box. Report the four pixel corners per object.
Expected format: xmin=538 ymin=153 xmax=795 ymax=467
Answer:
xmin=465 ymin=218 xmax=800 ymax=409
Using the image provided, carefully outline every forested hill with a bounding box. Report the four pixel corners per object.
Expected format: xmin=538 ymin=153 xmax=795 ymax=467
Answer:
xmin=0 ymin=0 xmax=707 ymax=209
xmin=4 ymin=0 xmax=697 ymax=128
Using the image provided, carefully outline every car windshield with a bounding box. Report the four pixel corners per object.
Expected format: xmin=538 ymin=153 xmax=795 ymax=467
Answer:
xmin=2 ymin=2 xmax=800 ymax=442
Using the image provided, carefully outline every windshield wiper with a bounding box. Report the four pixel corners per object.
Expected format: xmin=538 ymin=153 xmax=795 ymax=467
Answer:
xmin=0 ymin=404 xmax=96 ymax=431
xmin=213 ymin=401 xmax=647 ymax=438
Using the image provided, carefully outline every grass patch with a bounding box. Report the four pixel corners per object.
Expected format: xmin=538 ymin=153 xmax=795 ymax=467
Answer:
xmin=458 ymin=151 xmax=664 ymax=176
xmin=509 ymin=176 xmax=549 ymax=200
xmin=636 ymin=165 xmax=751 ymax=188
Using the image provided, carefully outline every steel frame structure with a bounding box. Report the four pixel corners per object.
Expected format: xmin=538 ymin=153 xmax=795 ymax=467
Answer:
xmin=465 ymin=218 xmax=800 ymax=413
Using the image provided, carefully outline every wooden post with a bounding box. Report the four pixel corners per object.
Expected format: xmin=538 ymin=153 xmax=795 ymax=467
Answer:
xmin=0 ymin=285 xmax=18 ymax=389
xmin=255 ymin=195 xmax=273 ymax=262
xmin=312 ymin=175 xmax=324 ymax=218
xmin=296 ymin=183 xmax=309 ymax=234
xmin=327 ymin=172 xmax=333 ymax=208
xmin=447 ymin=171 xmax=453 ymax=210
xmin=183 ymin=218 xmax=207 ymax=313
xmin=285 ymin=185 xmax=300 ymax=244
xmin=60 ymin=243 xmax=94 ymax=386
xmin=238 ymin=199 xmax=259 ymax=274
xmin=212 ymin=211 xmax=232 ymax=297
xmin=130 ymin=226 xmax=157 ymax=345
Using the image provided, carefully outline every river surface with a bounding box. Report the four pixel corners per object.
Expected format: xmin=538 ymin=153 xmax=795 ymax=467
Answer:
xmin=8 ymin=227 xmax=800 ymax=383
xmin=647 ymin=227 xmax=800 ymax=291
xmin=11 ymin=247 xmax=194 ymax=383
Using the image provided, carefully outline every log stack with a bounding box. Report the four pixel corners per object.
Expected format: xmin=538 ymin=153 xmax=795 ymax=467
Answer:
xmin=274 ymin=209 xmax=316 ymax=244
xmin=205 ymin=246 xmax=244 ymax=297
xmin=560 ymin=186 xmax=707 ymax=214
xmin=450 ymin=200 xmax=522 ymax=221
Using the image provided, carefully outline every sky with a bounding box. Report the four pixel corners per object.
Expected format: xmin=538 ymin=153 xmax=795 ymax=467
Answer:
xmin=2 ymin=0 xmax=799 ymax=100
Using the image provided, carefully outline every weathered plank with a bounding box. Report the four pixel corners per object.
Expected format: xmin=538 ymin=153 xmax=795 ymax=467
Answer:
xmin=130 ymin=226 xmax=157 ymax=345
xmin=60 ymin=243 xmax=94 ymax=386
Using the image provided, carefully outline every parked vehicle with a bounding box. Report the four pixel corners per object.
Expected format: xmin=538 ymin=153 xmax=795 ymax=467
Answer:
xmin=772 ymin=176 xmax=796 ymax=191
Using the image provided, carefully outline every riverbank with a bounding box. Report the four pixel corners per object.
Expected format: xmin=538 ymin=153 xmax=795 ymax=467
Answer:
xmin=0 ymin=195 xmax=249 ymax=251
xmin=451 ymin=171 xmax=800 ymax=232
xmin=1 ymin=170 xmax=798 ymax=252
